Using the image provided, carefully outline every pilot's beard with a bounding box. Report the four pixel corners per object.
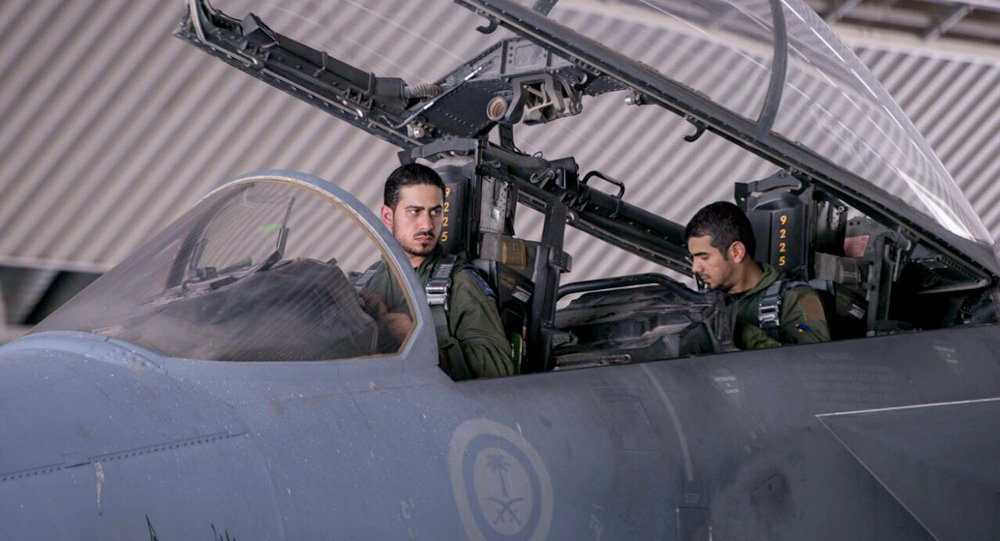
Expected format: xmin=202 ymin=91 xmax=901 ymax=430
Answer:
xmin=400 ymin=229 xmax=437 ymax=259
xmin=404 ymin=242 xmax=435 ymax=257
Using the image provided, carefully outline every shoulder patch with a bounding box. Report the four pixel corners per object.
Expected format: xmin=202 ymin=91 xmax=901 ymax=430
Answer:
xmin=459 ymin=267 xmax=497 ymax=300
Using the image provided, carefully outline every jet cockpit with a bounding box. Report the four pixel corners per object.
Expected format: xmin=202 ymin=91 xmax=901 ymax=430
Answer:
xmin=165 ymin=0 xmax=1000 ymax=376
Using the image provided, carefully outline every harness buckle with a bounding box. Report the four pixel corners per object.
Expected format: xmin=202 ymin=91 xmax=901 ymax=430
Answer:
xmin=425 ymin=279 xmax=449 ymax=307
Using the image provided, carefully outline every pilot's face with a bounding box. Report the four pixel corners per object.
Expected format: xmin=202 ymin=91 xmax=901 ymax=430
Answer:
xmin=687 ymin=235 xmax=737 ymax=292
xmin=381 ymin=184 xmax=444 ymax=267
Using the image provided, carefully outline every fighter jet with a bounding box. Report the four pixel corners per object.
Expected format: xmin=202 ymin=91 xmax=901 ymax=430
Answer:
xmin=2 ymin=0 xmax=998 ymax=539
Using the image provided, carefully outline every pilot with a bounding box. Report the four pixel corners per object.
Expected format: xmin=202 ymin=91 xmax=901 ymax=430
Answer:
xmin=684 ymin=201 xmax=829 ymax=349
xmin=361 ymin=163 xmax=513 ymax=379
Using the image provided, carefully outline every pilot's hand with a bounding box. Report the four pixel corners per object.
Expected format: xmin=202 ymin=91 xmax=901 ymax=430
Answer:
xmin=381 ymin=312 xmax=413 ymax=343
xmin=359 ymin=291 xmax=387 ymax=320
xmin=359 ymin=291 xmax=412 ymax=343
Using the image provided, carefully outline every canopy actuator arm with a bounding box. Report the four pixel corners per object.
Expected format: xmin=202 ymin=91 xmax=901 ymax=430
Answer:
xmin=176 ymin=0 xmax=421 ymax=148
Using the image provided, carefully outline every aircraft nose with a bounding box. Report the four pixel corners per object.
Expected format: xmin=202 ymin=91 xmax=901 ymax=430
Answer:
xmin=0 ymin=333 xmax=282 ymax=539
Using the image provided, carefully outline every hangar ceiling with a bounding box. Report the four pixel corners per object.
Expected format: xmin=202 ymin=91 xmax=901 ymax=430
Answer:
xmin=1 ymin=0 xmax=999 ymax=337
xmin=807 ymin=0 xmax=1000 ymax=43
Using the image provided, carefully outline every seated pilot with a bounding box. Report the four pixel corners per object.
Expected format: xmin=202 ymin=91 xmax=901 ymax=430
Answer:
xmin=360 ymin=163 xmax=513 ymax=379
xmin=684 ymin=201 xmax=829 ymax=349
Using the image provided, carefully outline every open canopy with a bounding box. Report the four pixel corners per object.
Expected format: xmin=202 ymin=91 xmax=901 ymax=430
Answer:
xmin=495 ymin=0 xmax=993 ymax=245
xmin=197 ymin=0 xmax=994 ymax=275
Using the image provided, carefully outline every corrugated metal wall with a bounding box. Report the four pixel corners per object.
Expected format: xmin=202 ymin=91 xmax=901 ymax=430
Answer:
xmin=2 ymin=0 xmax=999 ymax=282
xmin=0 ymin=0 xmax=400 ymax=273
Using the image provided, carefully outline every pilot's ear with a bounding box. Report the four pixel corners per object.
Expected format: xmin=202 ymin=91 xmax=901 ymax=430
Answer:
xmin=380 ymin=205 xmax=393 ymax=228
xmin=729 ymin=241 xmax=747 ymax=263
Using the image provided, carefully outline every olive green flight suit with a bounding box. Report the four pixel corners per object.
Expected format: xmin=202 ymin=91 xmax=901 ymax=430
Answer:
xmin=362 ymin=247 xmax=513 ymax=379
xmin=729 ymin=263 xmax=830 ymax=349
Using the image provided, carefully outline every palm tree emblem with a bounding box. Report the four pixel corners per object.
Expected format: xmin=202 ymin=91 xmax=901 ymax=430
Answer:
xmin=486 ymin=451 xmax=524 ymax=526
xmin=487 ymin=453 xmax=511 ymax=497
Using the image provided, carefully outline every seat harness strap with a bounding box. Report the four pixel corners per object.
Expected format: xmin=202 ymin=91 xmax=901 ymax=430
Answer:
xmin=757 ymin=278 xmax=783 ymax=341
xmin=426 ymin=255 xmax=472 ymax=380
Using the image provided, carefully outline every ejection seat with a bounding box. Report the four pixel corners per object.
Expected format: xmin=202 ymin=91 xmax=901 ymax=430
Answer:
xmin=432 ymin=158 xmax=567 ymax=374
xmin=736 ymin=171 xmax=867 ymax=339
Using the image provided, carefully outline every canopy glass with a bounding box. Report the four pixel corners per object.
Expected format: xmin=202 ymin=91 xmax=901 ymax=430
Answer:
xmin=35 ymin=175 xmax=416 ymax=361
xmin=208 ymin=0 xmax=991 ymax=247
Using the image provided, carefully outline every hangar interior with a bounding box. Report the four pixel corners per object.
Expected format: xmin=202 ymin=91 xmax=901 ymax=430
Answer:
xmin=1 ymin=0 xmax=999 ymax=342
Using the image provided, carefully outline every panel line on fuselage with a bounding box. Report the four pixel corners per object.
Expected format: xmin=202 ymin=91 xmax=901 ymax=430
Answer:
xmin=640 ymin=364 xmax=694 ymax=482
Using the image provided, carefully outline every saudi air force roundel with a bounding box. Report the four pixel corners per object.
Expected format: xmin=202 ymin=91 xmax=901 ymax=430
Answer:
xmin=448 ymin=419 xmax=553 ymax=541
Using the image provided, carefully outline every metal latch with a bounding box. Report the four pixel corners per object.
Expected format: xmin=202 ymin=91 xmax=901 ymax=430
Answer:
xmin=757 ymin=302 xmax=780 ymax=327
xmin=425 ymin=279 xmax=450 ymax=307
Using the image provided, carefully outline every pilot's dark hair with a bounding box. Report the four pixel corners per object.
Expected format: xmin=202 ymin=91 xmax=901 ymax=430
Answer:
xmin=383 ymin=163 xmax=445 ymax=209
xmin=684 ymin=201 xmax=756 ymax=260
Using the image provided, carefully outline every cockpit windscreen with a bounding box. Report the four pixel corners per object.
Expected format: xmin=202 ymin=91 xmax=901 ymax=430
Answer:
xmin=34 ymin=176 xmax=417 ymax=362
